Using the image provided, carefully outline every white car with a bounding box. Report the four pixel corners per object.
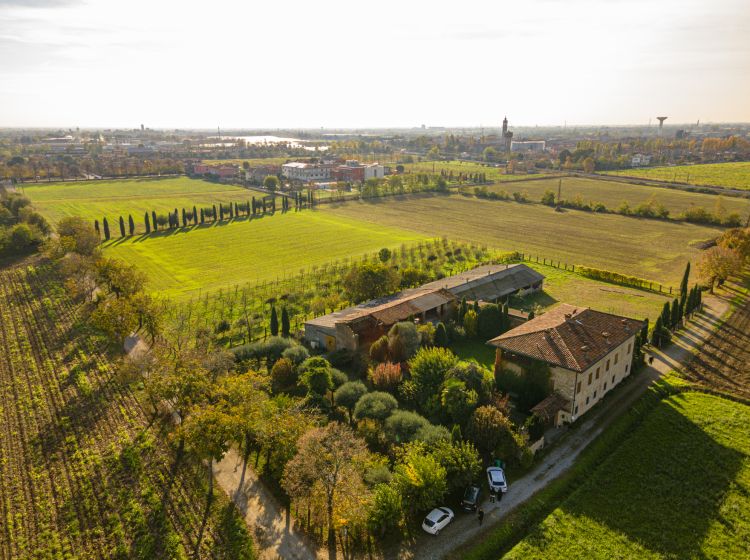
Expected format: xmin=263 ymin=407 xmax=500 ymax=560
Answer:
xmin=421 ymin=507 xmax=454 ymax=535
xmin=487 ymin=466 xmax=508 ymax=493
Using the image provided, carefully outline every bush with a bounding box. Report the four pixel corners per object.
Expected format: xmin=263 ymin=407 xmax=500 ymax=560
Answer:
xmin=334 ymin=381 xmax=368 ymax=422
xmin=525 ymin=413 xmax=546 ymax=442
xmin=477 ymin=303 xmax=504 ymax=339
xmin=354 ymin=391 xmax=398 ymax=422
xmin=369 ymin=335 xmax=390 ymax=363
xmin=281 ymin=345 xmax=309 ymax=366
xmin=271 ymin=358 xmax=297 ymax=393
xmin=463 ymin=309 xmax=478 ymax=338
xmin=343 ymin=262 xmax=400 ymax=302
xmin=388 ymin=322 xmax=421 ymax=362
xmin=369 ymin=362 xmax=402 ymax=391
xmin=434 ymin=322 xmax=449 ymax=347
xmin=385 ymin=410 xmax=431 ymax=444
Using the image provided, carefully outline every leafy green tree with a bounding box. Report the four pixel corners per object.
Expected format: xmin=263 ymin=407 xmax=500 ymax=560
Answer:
xmin=282 ymin=422 xmax=369 ymax=548
xmin=369 ymin=335 xmax=389 ymax=363
xmin=354 ymin=391 xmax=398 ymax=422
xmin=300 ymin=365 xmax=333 ymax=396
xmin=334 ymin=381 xmax=368 ymax=423
xmin=55 ymin=216 xmax=100 ymax=256
xmin=407 ymin=347 xmax=459 ymax=415
xmin=392 ymin=444 xmax=447 ymax=515
xmin=271 ymin=358 xmax=297 ymax=394
xmin=343 ymin=262 xmax=400 ymax=302
xmin=378 ymin=247 xmax=392 ymax=262
xmin=440 ymin=378 xmax=478 ymax=426
xmin=466 ymin=405 xmax=517 ymax=459
xmin=463 ymin=309 xmax=478 ymax=338
xmin=477 ymin=303 xmax=504 ymax=339
xmin=385 ymin=410 xmax=430 ymax=444
xmin=263 ymin=175 xmax=279 ymax=192
xmin=541 ymin=190 xmax=556 ymax=206
xmin=387 ymin=322 xmax=421 ymax=362
xmin=517 ymin=360 xmax=552 ymax=411
xmin=430 ymin=439 xmax=482 ymax=494
xmin=368 ymin=483 xmax=403 ymax=537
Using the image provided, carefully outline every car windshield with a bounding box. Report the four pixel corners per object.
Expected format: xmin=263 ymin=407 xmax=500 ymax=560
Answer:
xmin=437 ymin=514 xmax=448 ymax=523
xmin=424 ymin=518 xmax=435 ymax=527
xmin=464 ymin=488 xmax=477 ymax=499
xmin=490 ymin=470 xmax=504 ymax=482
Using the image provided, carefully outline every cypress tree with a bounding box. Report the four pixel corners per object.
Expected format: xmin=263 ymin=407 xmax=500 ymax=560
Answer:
xmin=473 ymin=300 xmax=480 ymax=314
xmin=219 ymin=205 xmax=224 ymax=220
xmin=144 ymin=212 xmax=150 ymax=233
xmin=212 ymin=204 xmax=217 ymax=221
xmin=103 ymin=217 xmax=110 ymax=240
xmin=200 ymin=208 xmax=205 ymax=223
xmin=660 ymin=301 xmax=671 ymax=330
xmin=651 ymin=316 xmax=663 ymax=347
xmin=680 ymin=262 xmax=690 ymax=297
xmin=119 ymin=216 xmax=126 ymax=237
xmin=152 ymin=211 xmax=158 ymax=231
xmin=252 ymin=197 xmax=256 ymax=215
xmin=270 ymin=305 xmax=279 ymax=336
xmin=458 ymin=296 xmax=468 ymax=323
xmin=94 ymin=219 xmax=100 ymax=237
xmin=281 ymin=307 xmax=290 ymax=337
xmin=434 ymin=322 xmax=449 ymax=347
xmin=640 ymin=318 xmax=649 ymax=342
xmin=670 ymin=298 xmax=680 ymax=330
xmin=128 ymin=214 xmax=135 ymax=235
xmin=193 ymin=205 xmax=198 ymax=224
xmin=182 ymin=208 xmax=187 ymax=227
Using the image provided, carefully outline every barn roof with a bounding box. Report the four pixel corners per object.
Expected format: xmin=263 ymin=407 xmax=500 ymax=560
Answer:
xmin=488 ymin=304 xmax=643 ymax=372
xmin=421 ymin=263 xmax=544 ymax=302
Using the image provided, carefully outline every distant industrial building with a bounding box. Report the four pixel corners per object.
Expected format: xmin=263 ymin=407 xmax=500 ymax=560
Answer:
xmin=281 ymin=162 xmax=332 ymax=181
xmin=284 ymin=160 xmax=385 ymax=183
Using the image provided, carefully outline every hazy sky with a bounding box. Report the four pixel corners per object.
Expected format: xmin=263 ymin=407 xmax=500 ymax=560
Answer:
xmin=1 ymin=0 xmax=748 ymax=128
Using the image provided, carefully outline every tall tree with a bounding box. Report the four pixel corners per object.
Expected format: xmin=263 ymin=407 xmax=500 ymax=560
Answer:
xmin=93 ymin=219 xmax=100 ymax=237
xmin=270 ymin=305 xmax=279 ymax=336
xmin=128 ymin=214 xmax=135 ymax=236
xmin=102 ymin=217 xmax=110 ymax=240
xmin=151 ymin=210 xmax=158 ymax=231
xmin=144 ymin=212 xmax=150 ymax=233
xmin=281 ymin=307 xmax=290 ymax=337
xmin=680 ymin=262 xmax=691 ymax=296
xmin=282 ymin=423 xmax=369 ymax=549
xmin=118 ymin=216 xmax=126 ymax=237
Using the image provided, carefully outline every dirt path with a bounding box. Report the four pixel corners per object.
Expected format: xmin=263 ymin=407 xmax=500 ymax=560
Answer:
xmin=213 ymin=449 xmax=319 ymax=560
xmin=394 ymin=293 xmax=729 ymax=560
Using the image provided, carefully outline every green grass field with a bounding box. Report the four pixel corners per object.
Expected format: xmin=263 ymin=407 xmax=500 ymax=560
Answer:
xmin=604 ymin=162 xmax=750 ymax=190
xmin=321 ymin=194 xmax=724 ymax=285
xmin=503 ymin=392 xmax=750 ymax=559
xmin=400 ymin=160 xmax=552 ymax=182
xmin=516 ymin=262 xmax=671 ymax=322
xmin=21 ymin=176 xmax=273 ymax=233
xmin=104 ymin=211 xmax=426 ymax=301
xmin=482 ymin=176 xmax=750 ymax=217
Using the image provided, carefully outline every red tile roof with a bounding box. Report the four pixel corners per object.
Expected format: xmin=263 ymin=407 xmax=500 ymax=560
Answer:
xmin=488 ymin=304 xmax=643 ymax=372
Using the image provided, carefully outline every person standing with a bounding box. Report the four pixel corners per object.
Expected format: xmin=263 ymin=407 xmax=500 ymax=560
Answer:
xmin=489 ymin=490 xmax=496 ymax=504
xmin=477 ymin=508 xmax=485 ymax=526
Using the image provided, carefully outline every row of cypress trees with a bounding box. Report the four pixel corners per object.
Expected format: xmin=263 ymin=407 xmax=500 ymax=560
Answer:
xmin=269 ymin=304 xmax=291 ymax=337
xmin=651 ymin=263 xmax=702 ymax=347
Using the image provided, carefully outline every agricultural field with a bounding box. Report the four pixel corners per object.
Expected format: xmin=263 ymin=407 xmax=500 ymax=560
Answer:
xmin=502 ymin=392 xmax=750 ymax=559
xmin=481 ymin=176 xmax=750 ymax=217
xmin=201 ymin=157 xmax=292 ymax=167
xmin=515 ymin=262 xmax=672 ymax=322
xmin=321 ymin=193 xmax=724 ymax=285
xmin=21 ymin=176 xmax=275 ymax=234
xmin=604 ymin=161 xmax=750 ymax=190
xmin=400 ymin=160 xmax=553 ymax=182
xmin=104 ymin=210 xmax=426 ymax=301
xmin=0 ymin=263 xmax=253 ymax=559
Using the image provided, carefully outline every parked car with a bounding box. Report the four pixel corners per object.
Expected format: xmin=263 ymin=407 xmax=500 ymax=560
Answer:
xmin=421 ymin=507 xmax=454 ymax=535
xmin=461 ymin=484 xmax=481 ymax=511
xmin=487 ymin=466 xmax=508 ymax=493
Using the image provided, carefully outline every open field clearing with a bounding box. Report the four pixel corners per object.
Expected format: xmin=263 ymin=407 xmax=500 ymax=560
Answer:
xmin=502 ymin=391 xmax=750 ymax=559
xmin=21 ymin=176 xmax=272 ymax=234
xmin=321 ymin=194 xmax=724 ymax=285
xmin=604 ymin=162 xmax=750 ymax=190
xmin=483 ymin=176 xmax=750 ymax=217
xmin=401 ymin=160 xmax=550 ymax=181
xmin=518 ymin=262 xmax=671 ymax=322
xmin=0 ymin=263 xmax=253 ymax=559
xmin=105 ymin=211 xmax=426 ymax=301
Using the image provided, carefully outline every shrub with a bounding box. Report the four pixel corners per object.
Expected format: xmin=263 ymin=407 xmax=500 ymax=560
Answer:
xmin=281 ymin=345 xmax=309 ymax=366
xmin=388 ymin=322 xmax=421 ymax=362
xmin=434 ymin=322 xmax=449 ymax=347
xmin=354 ymin=391 xmax=398 ymax=422
xmin=369 ymin=335 xmax=390 ymax=363
xmin=525 ymin=413 xmax=546 ymax=442
xmin=463 ymin=309 xmax=478 ymax=338
xmin=408 ymin=347 xmax=460 ymax=416
xmin=271 ymin=358 xmax=297 ymax=393
xmin=385 ymin=410 xmax=431 ymax=444
xmin=369 ymin=362 xmax=402 ymax=391
xmin=334 ymin=381 xmax=368 ymax=422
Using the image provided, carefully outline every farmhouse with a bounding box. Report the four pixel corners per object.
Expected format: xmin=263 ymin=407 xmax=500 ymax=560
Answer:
xmin=305 ymin=287 xmax=456 ymax=352
xmin=420 ymin=263 xmax=544 ymax=303
xmin=304 ymin=263 xmax=545 ymax=351
xmin=489 ymin=304 xmax=643 ymax=427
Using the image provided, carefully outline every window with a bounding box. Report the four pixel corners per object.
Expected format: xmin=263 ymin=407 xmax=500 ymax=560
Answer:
xmin=626 ymin=364 xmax=629 ymax=372
xmin=594 ymin=391 xmax=597 ymax=399
xmin=604 ymin=382 xmax=608 ymax=390
xmin=614 ymin=353 xmax=619 ymax=365
xmin=577 ymin=381 xmax=582 ymax=393
xmin=627 ymin=343 xmax=632 ymax=354
xmin=595 ymin=367 xmax=600 ymax=379
xmin=612 ymin=375 xmax=615 ymax=384
xmin=606 ymin=359 xmax=610 ymax=371
xmin=588 ymin=373 xmax=592 ymax=385
xmin=586 ymin=396 xmax=590 ymax=405
xmin=574 ymin=406 xmax=578 ymax=414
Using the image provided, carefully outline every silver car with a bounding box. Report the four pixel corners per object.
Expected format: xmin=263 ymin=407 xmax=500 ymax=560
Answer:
xmin=487 ymin=466 xmax=508 ymax=493
xmin=421 ymin=507 xmax=454 ymax=535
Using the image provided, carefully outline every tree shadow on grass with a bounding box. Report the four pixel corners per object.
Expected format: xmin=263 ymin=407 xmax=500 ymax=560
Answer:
xmin=556 ymin=399 xmax=745 ymax=558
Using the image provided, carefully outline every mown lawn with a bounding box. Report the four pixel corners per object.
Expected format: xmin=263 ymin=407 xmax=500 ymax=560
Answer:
xmin=604 ymin=161 xmax=750 ymax=190
xmin=502 ymin=392 xmax=750 ymax=559
xmin=514 ymin=262 xmax=671 ymax=322
xmin=481 ymin=176 xmax=750 ymax=217
xmin=21 ymin=176 xmax=271 ymax=233
xmin=321 ymin=194 xmax=724 ymax=285
xmin=400 ymin=160 xmax=550 ymax=182
xmin=104 ymin=210 xmax=426 ymax=301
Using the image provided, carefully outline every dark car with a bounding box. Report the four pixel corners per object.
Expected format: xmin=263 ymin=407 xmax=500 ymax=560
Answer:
xmin=461 ymin=484 xmax=481 ymax=511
